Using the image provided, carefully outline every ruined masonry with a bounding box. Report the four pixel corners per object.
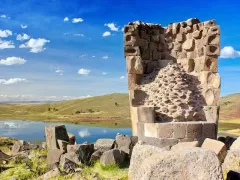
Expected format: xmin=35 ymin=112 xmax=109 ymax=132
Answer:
xmin=124 ymin=18 xmax=220 ymax=142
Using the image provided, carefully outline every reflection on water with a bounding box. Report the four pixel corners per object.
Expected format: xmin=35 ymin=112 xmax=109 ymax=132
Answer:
xmin=0 ymin=120 xmax=132 ymax=144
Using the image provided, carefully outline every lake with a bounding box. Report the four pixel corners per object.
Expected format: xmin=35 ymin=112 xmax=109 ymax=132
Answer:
xmin=0 ymin=120 xmax=132 ymax=144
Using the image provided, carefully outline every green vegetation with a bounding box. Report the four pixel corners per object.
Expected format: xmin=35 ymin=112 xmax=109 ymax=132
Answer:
xmin=0 ymin=136 xmax=17 ymax=154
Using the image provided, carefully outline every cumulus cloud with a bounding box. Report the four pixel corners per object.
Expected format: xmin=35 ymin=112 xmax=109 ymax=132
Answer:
xmin=0 ymin=15 xmax=10 ymax=19
xmin=102 ymin=72 xmax=107 ymax=75
xmin=120 ymin=76 xmax=125 ymax=79
xmin=78 ymin=129 xmax=91 ymax=138
xmin=0 ymin=57 xmax=26 ymax=65
xmin=72 ymin=18 xmax=84 ymax=23
xmin=102 ymin=56 xmax=109 ymax=59
xmin=20 ymin=24 xmax=27 ymax=29
xmin=16 ymin=33 xmax=30 ymax=41
xmin=102 ymin=31 xmax=111 ymax=37
xmin=0 ymin=39 xmax=15 ymax=49
xmin=19 ymin=38 xmax=50 ymax=53
xmin=55 ymin=68 xmax=64 ymax=75
xmin=104 ymin=23 xmax=119 ymax=31
xmin=78 ymin=68 xmax=90 ymax=75
xmin=74 ymin=34 xmax=84 ymax=37
xmin=0 ymin=30 xmax=12 ymax=38
xmin=64 ymin=17 xmax=69 ymax=22
xmin=0 ymin=78 xmax=28 ymax=85
xmin=220 ymin=46 xmax=240 ymax=59
xmin=92 ymin=55 xmax=96 ymax=58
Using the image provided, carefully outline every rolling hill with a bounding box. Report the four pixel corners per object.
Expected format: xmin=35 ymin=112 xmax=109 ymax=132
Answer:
xmin=0 ymin=93 xmax=239 ymax=125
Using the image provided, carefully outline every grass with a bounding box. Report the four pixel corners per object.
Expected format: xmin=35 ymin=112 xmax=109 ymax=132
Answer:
xmin=0 ymin=136 xmax=17 ymax=154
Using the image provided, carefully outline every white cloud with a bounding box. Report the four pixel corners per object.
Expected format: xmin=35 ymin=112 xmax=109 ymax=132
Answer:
xmin=120 ymin=76 xmax=125 ymax=79
xmin=220 ymin=46 xmax=240 ymax=59
xmin=0 ymin=78 xmax=28 ymax=85
xmin=16 ymin=33 xmax=30 ymax=41
xmin=20 ymin=24 xmax=27 ymax=29
xmin=102 ymin=72 xmax=107 ymax=75
xmin=104 ymin=23 xmax=119 ymax=31
xmin=102 ymin=31 xmax=111 ymax=37
xmin=0 ymin=15 xmax=10 ymax=19
xmin=0 ymin=57 xmax=26 ymax=65
xmin=122 ymin=27 xmax=124 ymax=32
xmin=0 ymin=30 xmax=12 ymax=38
xmin=80 ymin=54 xmax=87 ymax=58
xmin=74 ymin=34 xmax=84 ymax=37
xmin=55 ymin=68 xmax=64 ymax=75
xmin=78 ymin=68 xmax=90 ymax=75
xmin=92 ymin=55 xmax=96 ymax=58
xmin=64 ymin=17 xmax=69 ymax=22
xmin=0 ymin=39 xmax=15 ymax=49
xmin=102 ymin=56 xmax=109 ymax=59
xmin=78 ymin=129 xmax=91 ymax=138
xmin=72 ymin=18 xmax=84 ymax=23
xmin=19 ymin=38 xmax=50 ymax=53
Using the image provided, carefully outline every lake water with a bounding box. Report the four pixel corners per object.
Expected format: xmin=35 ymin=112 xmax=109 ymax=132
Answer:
xmin=0 ymin=120 xmax=132 ymax=144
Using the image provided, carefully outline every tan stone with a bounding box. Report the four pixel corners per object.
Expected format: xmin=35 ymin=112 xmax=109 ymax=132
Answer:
xmin=57 ymin=140 xmax=69 ymax=153
xmin=208 ymin=26 xmax=220 ymax=35
xmin=203 ymin=106 xmax=219 ymax=123
xmin=186 ymin=123 xmax=203 ymax=139
xmin=136 ymin=106 xmax=155 ymax=123
xmin=178 ymin=50 xmax=187 ymax=59
xmin=206 ymin=45 xmax=220 ymax=56
xmin=124 ymin=46 xmax=141 ymax=57
xmin=144 ymin=123 xmax=158 ymax=138
xmin=202 ymin=27 xmax=209 ymax=37
xmin=187 ymin=51 xmax=197 ymax=59
xmin=197 ymin=47 xmax=205 ymax=57
xmin=157 ymin=123 xmax=173 ymax=138
xmin=140 ymin=30 xmax=150 ymax=40
xmin=203 ymin=34 xmax=220 ymax=46
xmin=67 ymin=132 xmax=76 ymax=145
xmin=182 ymin=39 xmax=195 ymax=51
xmin=176 ymin=33 xmax=184 ymax=42
xmin=193 ymin=24 xmax=199 ymax=31
xmin=193 ymin=30 xmax=202 ymax=39
xmin=171 ymin=141 xmax=199 ymax=151
xmin=173 ymin=42 xmax=182 ymax=51
xmin=186 ymin=32 xmax=193 ymax=39
xmin=201 ymin=138 xmax=227 ymax=162
xmin=126 ymin=56 xmax=143 ymax=74
xmin=172 ymin=123 xmax=187 ymax=139
xmin=203 ymin=20 xmax=216 ymax=27
xmin=186 ymin=18 xmax=200 ymax=26
xmin=230 ymin=137 xmax=240 ymax=150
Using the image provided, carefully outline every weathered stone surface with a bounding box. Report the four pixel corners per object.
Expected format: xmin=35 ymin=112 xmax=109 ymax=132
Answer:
xmin=230 ymin=136 xmax=239 ymax=150
xmin=227 ymin=170 xmax=240 ymax=180
xmin=67 ymin=132 xmax=76 ymax=145
xmin=60 ymin=151 xmax=80 ymax=165
xmin=47 ymin=149 xmax=63 ymax=169
xmin=222 ymin=150 xmax=240 ymax=176
xmin=126 ymin=56 xmax=143 ymax=74
xmin=90 ymin=150 xmax=103 ymax=165
xmin=130 ymin=147 xmax=223 ymax=180
xmin=171 ymin=141 xmax=199 ymax=151
xmin=138 ymin=136 xmax=177 ymax=149
xmin=201 ymin=138 xmax=227 ymax=162
xmin=206 ymin=45 xmax=220 ymax=56
xmin=57 ymin=140 xmax=69 ymax=153
xmin=182 ymin=39 xmax=195 ymax=51
xmin=62 ymin=158 xmax=78 ymax=173
xmin=38 ymin=168 xmax=61 ymax=180
xmin=100 ymin=149 xmax=127 ymax=167
xmin=115 ymin=135 xmax=138 ymax=155
xmin=12 ymin=140 xmax=30 ymax=154
xmin=94 ymin=139 xmax=115 ymax=152
xmin=45 ymin=125 xmax=69 ymax=150
xmin=41 ymin=142 xmax=47 ymax=149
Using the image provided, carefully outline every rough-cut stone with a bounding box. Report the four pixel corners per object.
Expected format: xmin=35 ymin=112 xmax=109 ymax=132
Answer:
xmin=67 ymin=132 xmax=76 ymax=145
xmin=39 ymin=168 xmax=61 ymax=180
xmin=129 ymin=147 xmax=223 ymax=180
xmin=60 ymin=152 xmax=80 ymax=165
xmin=171 ymin=141 xmax=199 ymax=151
xmin=100 ymin=149 xmax=127 ymax=167
xmin=94 ymin=139 xmax=115 ymax=152
xmin=47 ymin=149 xmax=63 ymax=169
xmin=62 ymin=158 xmax=77 ymax=173
xmin=222 ymin=150 xmax=240 ymax=176
xmin=57 ymin=140 xmax=69 ymax=153
xmin=115 ymin=135 xmax=138 ymax=155
xmin=90 ymin=150 xmax=103 ymax=165
xmin=45 ymin=125 xmax=69 ymax=150
xmin=41 ymin=142 xmax=47 ymax=149
xmin=12 ymin=140 xmax=30 ymax=154
xmin=126 ymin=56 xmax=143 ymax=74
xmin=201 ymin=138 xmax=227 ymax=162
xmin=203 ymin=106 xmax=219 ymax=123
xmin=230 ymin=136 xmax=239 ymax=150
xmin=183 ymin=39 xmax=194 ymax=51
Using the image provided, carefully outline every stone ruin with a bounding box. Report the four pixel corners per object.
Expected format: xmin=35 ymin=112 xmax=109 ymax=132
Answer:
xmin=124 ymin=18 xmax=221 ymax=143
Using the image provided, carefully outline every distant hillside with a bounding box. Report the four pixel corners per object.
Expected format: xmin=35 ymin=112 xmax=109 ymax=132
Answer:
xmin=220 ymin=93 xmax=240 ymax=120
xmin=0 ymin=93 xmax=239 ymax=123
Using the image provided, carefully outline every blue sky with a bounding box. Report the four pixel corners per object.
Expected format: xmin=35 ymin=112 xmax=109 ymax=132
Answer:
xmin=0 ymin=0 xmax=239 ymax=101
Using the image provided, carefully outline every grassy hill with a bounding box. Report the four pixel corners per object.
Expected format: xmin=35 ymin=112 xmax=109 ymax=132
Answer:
xmin=0 ymin=93 xmax=240 ymax=127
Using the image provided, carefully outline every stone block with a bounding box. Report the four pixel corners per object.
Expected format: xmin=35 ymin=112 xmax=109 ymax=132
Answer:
xmin=45 ymin=125 xmax=69 ymax=150
xmin=176 ymin=33 xmax=184 ymax=42
xmin=225 ymin=136 xmax=237 ymax=150
xmin=193 ymin=30 xmax=202 ymax=39
xmin=186 ymin=18 xmax=200 ymax=26
xmin=127 ymin=74 xmax=141 ymax=90
xmin=202 ymin=122 xmax=217 ymax=140
xmin=100 ymin=149 xmax=127 ymax=167
xmin=203 ymin=106 xmax=219 ymax=123
xmin=186 ymin=122 xmax=203 ymax=139
xmin=115 ymin=135 xmax=138 ymax=155
xmin=144 ymin=123 xmax=157 ymax=138
xmin=67 ymin=132 xmax=76 ymax=145
xmin=197 ymin=46 xmax=205 ymax=57
xmin=204 ymin=88 xmax=219 ymax=106
xmin=208 ymin=26 xmax=220 ymax=35
xmin=201 ymin=56 xmax=218 ymax=73
xmin=173 ymin=42 xmax=182 ymax=51
xmin=94 ymin=139 xmax=115 ymax=152
xmin=47 ymin=149 xmax=63 ymax=169
xmin=201 ymin=138 xmax=227 ymax=163
xmin=203 ymin=20 xmax=216 ymax=27
xmin=125 ymin=34 xmax=148 ymax=47
xmin=140 ymin=30 xmax=150 ymax=40
xmin=206 ymin=45 xmax=220 ymax=56
xmin=182 ymin=39 xmax=195 ymax=51
xmin=230 ymin=137 xmax=240 ymax=150
xmin=199 ymin=71 xmax=221 ymax=89
xmin=131 ymin=89 xmax=148 ymax=106
xmin=124 ymin=46 xmax=141 ymax=57
xmin=124 ymin=25 xmax=139 ymax=35
xmin=137 ymin=122 xmax=145 ymax=138
xmin=186 ymin=32 xmax=193 ymax=38
xmin=57 ymin=140 xmax=69 ymax=153
xmin=157 ymin=123 xmax=173 ymax=138
xmin=178 ymin=51 xmax=187 ymax=59
xmin=203 ymin=33 xmax=220 ymax=46
xmin=126 ymin=56 xmax=143 ymax=74
xmin=138 ymin=136 xmax=178 ymax=148
xmin=187 ymin=51 xmax=197 ymax=59
xmin=193 ymin=24 xmax=199 ymax=31
xmin=141 ymin=46 xmax=151 ymax=60
xmin=171 ymin=141 xmax=199 ymax=151
xmin=172 ymin=123 xmax=187 ymax=139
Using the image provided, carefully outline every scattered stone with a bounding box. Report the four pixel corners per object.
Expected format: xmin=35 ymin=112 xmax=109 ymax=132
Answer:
xmin=100 ymin=149 xmax=127 ymax=167
xmin=38 ymin=167 xmax=61 ymax=180
xmin=171 ymin=141 xmax=199 ymax=151
xmin=229 ymin=136 xmax=239 ymax=150
xmin=222 ymin=150 xmax=240 ymax=175
xmin=12 ymin=140 xmax=30 ymax=154
xmin=94 ymin=138 xmax=115 ymax=152
xmin=62 ymin=158 xmax=77 ymax=173
xmin=60 ymin=152 xmax=80 ymax=165
xmin=130 ymin=147 xmax=223 ymax=180
xmin=90 ymin=150 xmax=103 ymax=165
xmin=45 ymin=125 xmax=69 ymax=150
xmin=57 ymin=139 xmax=69 ymax=153
xmin=201 ymin=138 xmax=227 ymax=163
xmin=115 ymin=135 xmax=138 ymax=156
xmin=67 ymin=132 xmax=76 ymax=145
xmin=47 ymin=149 xmax=63 ymax=169
xmin=0 ymin=149 xmax=12 ymax=159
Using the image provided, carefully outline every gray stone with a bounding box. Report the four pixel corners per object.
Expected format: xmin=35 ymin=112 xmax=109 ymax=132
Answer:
xmin=60 ymin=151 xmax=80 ymax=165
xmin=115 ymin=135 xmax=138 ymax=155
xmin=38 ymin=168 xmax=61 ymax=180
xmin=139 ymin=136 xmax=178 ymax=149
xmin=45 ymin=125 xmax=69 ymax=150
xmin=222 ymin=150 xmax=240 ymax=175
xmin=90 ymin=150 xmax=103 ymax=165
xmin=129 ymin=147 xmax=223 ymax=180
xmin=57 ymin=139 xmax=69 ymax=153
xmin=12 ymin=140 xmax=30 ymax=154
xmin=67 ymin=132 xmax=76 ymax=145
xmin=41 ymin=142 xmax=47 ymax=149
xmin=47 ymin=149 xmax=63 ymax=169
xmin=100 ymin=149 xmax=127 ymax=167
xmin=171 ymin=141 xmax=199 ymax=151
xmin=94 ymin=139 xmax=115 ymax=152
xmin=62 ymin=158 xmax=77 ymax=173
xmin=229 ymin=136 xmax=239 ymax=150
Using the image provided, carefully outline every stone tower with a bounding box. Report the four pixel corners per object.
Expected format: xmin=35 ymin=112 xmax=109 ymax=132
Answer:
xmin=124 ymin=18 xmax=220 ymax=143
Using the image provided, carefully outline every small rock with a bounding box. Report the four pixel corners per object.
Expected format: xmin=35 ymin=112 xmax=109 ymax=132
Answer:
xmin=229 ymin=136 xmax=239 ymax=150
xmin=100 ymin=149 xmax=127 ymax=167
xmin=39 ymin=168 xmax=61 ymax=180
xmin=67 ymin=132 xmax=76 ymax=145
xmin=94 ymin=139 xmax=115 ymax=152
xmin=47 ymin=149 xmax=63 ymax=169
xmin=90 ymin=150 xmax=103 ymax=165
xmin=62 ymin=158 xmax=77 ymax=173
xmin=12 ymin=140 xmax=30 ymax=154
